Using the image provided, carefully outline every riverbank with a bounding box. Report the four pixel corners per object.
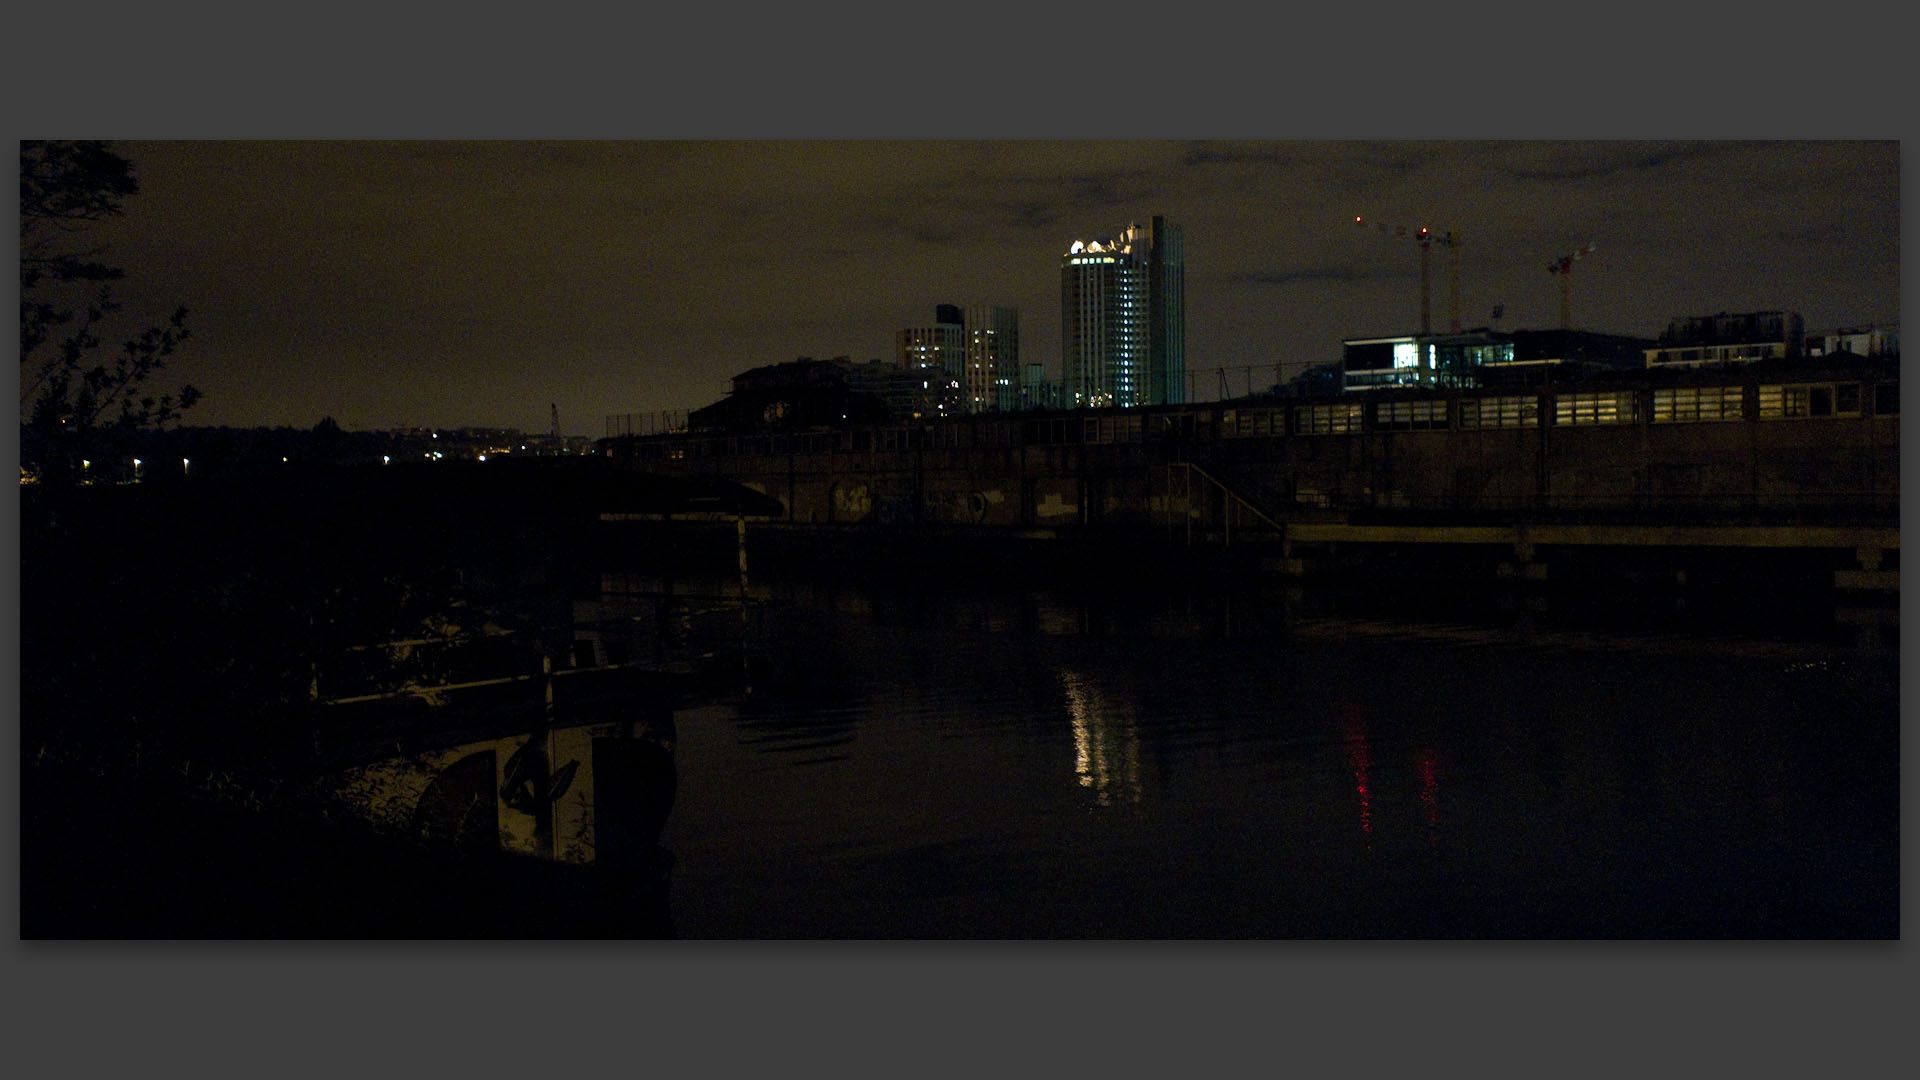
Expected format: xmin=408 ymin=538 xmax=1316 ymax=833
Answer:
xmin=22 ymin=756 xmax=675 ymax=939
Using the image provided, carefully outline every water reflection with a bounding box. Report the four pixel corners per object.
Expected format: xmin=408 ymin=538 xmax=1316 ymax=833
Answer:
xmin=1340 ymin=704 xmax=1373 ymax=842
xmin=1417 ymin=748 xmax=1441 ymax=848
xmin=1060 ymin=669 xmax=1144 ymax=807
xmin=655 ymin=564 xmax=1898 ymax=937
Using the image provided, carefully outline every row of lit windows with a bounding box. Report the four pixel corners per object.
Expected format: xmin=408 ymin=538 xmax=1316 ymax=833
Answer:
xmin=642 ymin=380 xmax=1895 ymax=457
xmin=1647 ymin=344 xmax=1785 ymax=365
xmin=1758 ymin=382 xmax=1864 ymax=419
xmin=1457 ymin=396 xmax=1538 ymax=429
xmin=1556 ymin=391 xmax=1639 ymax=425
xmin=1223 ymin=410 xmax=1284 ymax=437
xmin=1651 ymin=386 xmax=1743 ymax=423
xmin=1294 ymin=402 xmax=1365 ymax=434
xmin=1373 ymin=400 xmax=1449 ymax=429
xmin=1345 ymin=369 xmax=1423 ymax=388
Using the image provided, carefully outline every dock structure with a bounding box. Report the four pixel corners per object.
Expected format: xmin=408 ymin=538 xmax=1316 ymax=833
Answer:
xmin=601 ymin=358 xmax=1898 ymax=597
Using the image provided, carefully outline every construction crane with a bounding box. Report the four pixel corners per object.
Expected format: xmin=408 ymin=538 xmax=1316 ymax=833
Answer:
xmin=1546 ymin=241 xmax=1599 ymax=330
xmin=1354 ymin=216 xmax=1463 ymax=334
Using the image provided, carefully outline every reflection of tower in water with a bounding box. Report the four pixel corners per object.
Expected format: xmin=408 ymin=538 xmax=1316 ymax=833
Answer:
xmin=1060 ymin=669 xmax=1144 ymax=807
xmin=1417 ymin=748 xmax=1441 ymax=848
xmin=1341 ymin=705 xmax=1373 ymax=843
xmin=1337 ymin=702 xmax=1444 ymax=849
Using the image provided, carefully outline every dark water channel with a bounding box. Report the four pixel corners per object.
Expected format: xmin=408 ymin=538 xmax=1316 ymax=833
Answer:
xmin=660 ymin=571 xmax=1898 ymax=938
xmin=21 ymin=508 xmax=1900 ymax=939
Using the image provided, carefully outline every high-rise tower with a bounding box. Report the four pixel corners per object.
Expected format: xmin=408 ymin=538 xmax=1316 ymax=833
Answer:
xmin=963 ymin=304 xmax=1019 ymax=413
xmin=1061 ymin=215 xmax=1184 ymax=407
xmin=901 ymin=303 xmax=1020 ymax=415
xmin=897 ymin=304 xmax=966 ymax=418
xmin=1145 ymin=216 xmax=1185 ymax=405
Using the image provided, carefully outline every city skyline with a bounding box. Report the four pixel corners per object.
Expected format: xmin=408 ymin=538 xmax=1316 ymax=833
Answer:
xmin=33 ymin=140 xmax=1901 ymax=437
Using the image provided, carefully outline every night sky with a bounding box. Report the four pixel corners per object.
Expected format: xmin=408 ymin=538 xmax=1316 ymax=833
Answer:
xmin=32 ymin=139 xmax=1905 ymax=438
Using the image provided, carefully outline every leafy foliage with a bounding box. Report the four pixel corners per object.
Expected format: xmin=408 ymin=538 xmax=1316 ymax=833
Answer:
xmin=20 ymin=140 xmax=200 ymax=480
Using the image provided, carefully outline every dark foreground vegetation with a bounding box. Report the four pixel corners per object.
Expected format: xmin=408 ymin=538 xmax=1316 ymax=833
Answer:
xmin=19 ymin=460 xmax=767 ymax=938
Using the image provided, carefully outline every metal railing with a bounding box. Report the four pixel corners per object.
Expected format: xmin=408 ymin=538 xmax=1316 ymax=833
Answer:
xmin=1164 ymin=462 xmax=1288 ymax=547
xmin=604 ymin=411 xmax=690 ymax=439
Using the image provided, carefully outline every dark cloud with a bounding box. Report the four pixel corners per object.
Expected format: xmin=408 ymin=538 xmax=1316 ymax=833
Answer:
xmin=1491 ymin=140 xmax=1724 ymax=183
xmin=1180 ymin=142 xmax=1296 ymax=169
xmin=1063 ymin=171 xmax=1150 ymax=213
xmin=1000 ymin=200 xmax=1061 ymax=231
xmin=1227 ymin=266 xmax=1393 ymax=287
xmin=871 ymin=216 xmax=963 ymax=246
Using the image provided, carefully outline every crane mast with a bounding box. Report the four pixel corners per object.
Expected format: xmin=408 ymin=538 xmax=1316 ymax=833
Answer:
xmin=1547 ymin=241 xmax=1599 ymax=330
xmin=1354 ymin=217 xmax=1462 ymax=333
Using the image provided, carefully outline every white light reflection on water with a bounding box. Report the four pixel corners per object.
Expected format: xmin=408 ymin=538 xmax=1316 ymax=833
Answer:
xmin=1061 ymin=669 xmax=1143 ymax=807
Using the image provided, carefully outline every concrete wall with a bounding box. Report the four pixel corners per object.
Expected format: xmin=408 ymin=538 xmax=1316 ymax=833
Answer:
xmin=638 ymin=409 xmax=1895 ymax=531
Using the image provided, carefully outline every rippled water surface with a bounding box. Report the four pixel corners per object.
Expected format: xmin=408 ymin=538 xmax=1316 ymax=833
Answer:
xmin=660 ymin=583 xmax=1898 ymax=938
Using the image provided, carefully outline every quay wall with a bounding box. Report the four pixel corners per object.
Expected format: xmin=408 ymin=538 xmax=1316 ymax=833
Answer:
xmin=605 ymin=406 xmax=1897 ymax=530
xmin=600 ymin=369 xmax=1899 ymax=600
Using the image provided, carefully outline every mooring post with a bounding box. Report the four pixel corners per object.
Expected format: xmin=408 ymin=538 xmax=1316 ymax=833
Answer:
xmin=737 ymin=512 xmax=752 ymax=691
xmin=1179 ymin=464 xmax=1187 ymax=548
xmin=737 ymin=513 xmax=749 ymax=595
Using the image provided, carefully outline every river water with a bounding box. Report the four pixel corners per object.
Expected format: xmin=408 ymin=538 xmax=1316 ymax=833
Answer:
xmin=650 ymin=573 xmax=1898 ymax=938
xmin=20 ymin=491 xmax=1897 ymax=940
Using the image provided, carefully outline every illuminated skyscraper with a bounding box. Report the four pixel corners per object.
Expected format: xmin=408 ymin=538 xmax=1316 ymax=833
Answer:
xmin=1061 ymin=215 xmax=1184 ymax=407
xmin=1144 ymin=216 xmax=1185 ymax=406
xmin=898 ymin=303 xmax=966 ymax=376
xmin=963 ymin=304 xmax=1019 ymax=413
xmin=897 ymin=304 xmax=966 ymax=417
xmin=901 ymin=303 xmax=1020 ymax=415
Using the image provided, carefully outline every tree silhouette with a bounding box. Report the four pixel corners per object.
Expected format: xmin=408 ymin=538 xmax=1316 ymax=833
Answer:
xmin=20 ymin=140 xmax=199 ymax=482
xmin=310 ymin=415 xmax=345 ymax=464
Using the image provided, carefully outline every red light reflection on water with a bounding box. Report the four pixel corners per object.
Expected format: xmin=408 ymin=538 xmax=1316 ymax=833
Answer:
xmin=1340 ymin=704 xmax=1372 ymax=840
xmin=1417 ymin=748 xmax=1441 ymax=847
